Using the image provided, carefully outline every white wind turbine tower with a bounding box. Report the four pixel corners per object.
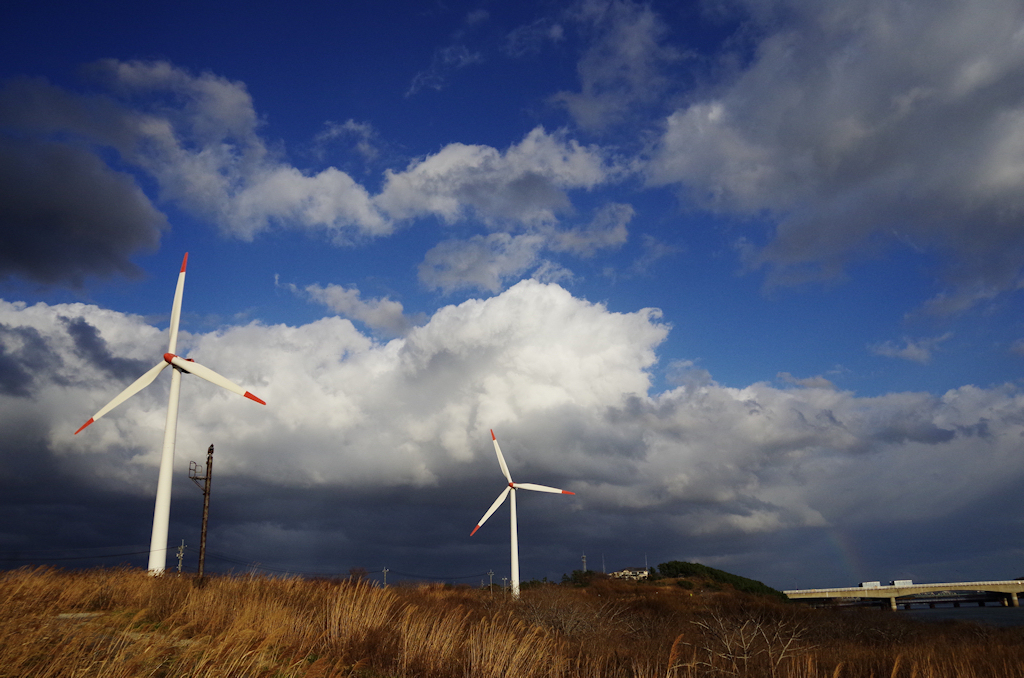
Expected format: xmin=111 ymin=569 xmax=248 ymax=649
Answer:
xmin=470 ymin=429 xmax=574 ymax=599
xmin=75 ymin=253 xmax=266 ymax=574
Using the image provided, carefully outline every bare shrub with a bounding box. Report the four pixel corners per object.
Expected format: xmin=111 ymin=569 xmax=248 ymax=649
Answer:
xmin=674 ymin=604 xmax=815 ymax=678
xmin=515 ymin=586 xmax=625 ymax=638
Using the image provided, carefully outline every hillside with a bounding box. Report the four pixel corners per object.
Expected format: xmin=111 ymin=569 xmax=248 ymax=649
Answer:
xmin=556 ymin=559 xmax=786 ymax=600
xmin=656 ymin=560 xmax=787 ymax=598
xmin=3 ymin=566 xmax=1023 ymax=677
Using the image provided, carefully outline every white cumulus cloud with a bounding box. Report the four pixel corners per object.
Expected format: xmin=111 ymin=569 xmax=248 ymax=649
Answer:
xmin=376 ymin=126 xmax=612 ymax=226
xmin=869 ymin=333 xmax=953 ymax=364
xmin=0 ymin=65 xmax=616 ymax=256
xmin=3 ymin=281 xmax=1024 ymax=582
xmin=291 ymin=281 xmax=416 ymax=337
xmin=647 ymin=0 xmax=1024 ymax=309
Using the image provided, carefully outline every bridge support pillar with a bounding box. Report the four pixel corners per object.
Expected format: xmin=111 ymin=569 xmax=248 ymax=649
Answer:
xmin=1012 ymin=593 xmax=1019 ymax=608
xmin=889 ymin=597 xmax=897 ymax=611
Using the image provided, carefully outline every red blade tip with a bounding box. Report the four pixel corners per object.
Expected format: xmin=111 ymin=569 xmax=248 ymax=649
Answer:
xmin=470 ymin=525 xmax=481 ymax=537
xmin=244 ymin=392 xmax=266 ymax=405
xmin=74 ymin=418 xmax=94 ymax=435
xmin=181 ymin=253 xmax=188 ymax=273
xmin=490 ymin=429 xmax=496 ymax=440
xmin=562 ymin=490 xmax=575 ymax=495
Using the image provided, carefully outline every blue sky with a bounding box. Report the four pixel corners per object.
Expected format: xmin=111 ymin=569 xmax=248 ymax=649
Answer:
xmin=3 ymin=0 xmax=1024 ymax=590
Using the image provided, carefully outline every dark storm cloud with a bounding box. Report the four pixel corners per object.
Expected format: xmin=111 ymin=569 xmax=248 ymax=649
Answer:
xmin=166 ymin=476 xmax=589 ymax=582
xmin=0 ymin=137 xmax=165 ymax=287
xmin=0 ymin=77 xmax=134 ymax=145
xmin=0 ymin=417 xmax=155 ymax=569
xmin=0 ymin=323 xmax=62 ymax=397
xmin=59 ymin=316 xmax=151 ymax=382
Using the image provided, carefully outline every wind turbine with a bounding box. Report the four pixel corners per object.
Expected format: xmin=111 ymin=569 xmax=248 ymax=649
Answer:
xmin=470 ymin=429 xmax=574 ymax=598
xmin=75 ymin=253 xmax=266 ymax=574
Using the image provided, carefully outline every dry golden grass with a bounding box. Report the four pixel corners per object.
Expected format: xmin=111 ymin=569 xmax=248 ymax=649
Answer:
xmin=1 ymin=567 xmax=1023 ymax=677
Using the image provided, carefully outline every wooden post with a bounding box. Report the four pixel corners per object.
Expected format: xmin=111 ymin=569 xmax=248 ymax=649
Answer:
xmin=189 ymin=444 xmax=214 ymax=579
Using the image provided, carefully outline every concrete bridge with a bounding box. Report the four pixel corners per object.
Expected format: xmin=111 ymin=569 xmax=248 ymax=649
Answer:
xmin=784 ymin=580 xmax=1024 ymax=611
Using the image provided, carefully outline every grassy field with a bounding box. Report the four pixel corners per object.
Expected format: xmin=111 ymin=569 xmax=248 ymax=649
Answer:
xmin=2 ymin=566 xmax=1023 ymax=677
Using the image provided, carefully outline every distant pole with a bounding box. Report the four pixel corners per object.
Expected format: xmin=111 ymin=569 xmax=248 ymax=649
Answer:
xmin=176 ymin=540 xmax=186 ymax=574
xmin=582 ymin=553 xmax=587 ymax=572
xmin=602 ymin=554 xmax=606 ymax=574
xmin=189 ymin=444 xmax=214 ymax=579
xmin=382 ymin=567 xmax=388 ymax=587
xmin=502 ymin=576 xmax=508 ymax=594
xmin=488 ymin=569 xmax=494 ymax=595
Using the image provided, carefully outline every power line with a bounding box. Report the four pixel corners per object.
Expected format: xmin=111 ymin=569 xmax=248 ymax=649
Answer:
xmin=386 ymin=569 xmax=489 ymax=581
xmin=0 ymin=544 xmax=151 ymax=555
xmin=0 ymin=548 xmax=162 ymax=563
xmin=1 ymin=544 xmax=489 ymax=583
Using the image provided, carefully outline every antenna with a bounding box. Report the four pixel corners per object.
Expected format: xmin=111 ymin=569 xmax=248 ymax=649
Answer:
xmin=189 ymin=444 xmax=214 ymax=579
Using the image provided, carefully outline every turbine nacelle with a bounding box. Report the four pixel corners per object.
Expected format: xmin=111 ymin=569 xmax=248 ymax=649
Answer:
xmin=163 ymin=353 xmax=266 ymax=405
xmin=164 ymin=353 xmax=193 ymax=364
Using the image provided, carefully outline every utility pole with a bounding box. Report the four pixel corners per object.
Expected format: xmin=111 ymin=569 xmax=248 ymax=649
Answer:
xmin=502 ymin=576 xmax=508 ymax=594
xmin=382 ymin=567 xmax=388 ymax=587
xmin=176 ymin=540 xmax=186 ymax=574
xmin=488 ymin=569 xmax=494 ymax=595
xmin=189 ymin=444 xmax=214 ymax=579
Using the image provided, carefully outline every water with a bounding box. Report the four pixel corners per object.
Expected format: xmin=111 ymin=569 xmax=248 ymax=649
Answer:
xmin=905 ymin=606 xmax=1024 ymax=628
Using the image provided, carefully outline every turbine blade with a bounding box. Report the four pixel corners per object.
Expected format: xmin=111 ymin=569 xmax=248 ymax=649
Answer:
xmin=513 ymin=482 xmax=575 ymax=495
xmin=167 ymin=253 xmax=188 ymax=354
xmin=491 ymin=429 xmax=513 ymax=484
xmin=470 ymin=486 xmax=511 ymax=536
xmin=74 ymin=361 xmax=169 ymax=434
xmin=166 ymin=354 xmax=266 ymax=405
